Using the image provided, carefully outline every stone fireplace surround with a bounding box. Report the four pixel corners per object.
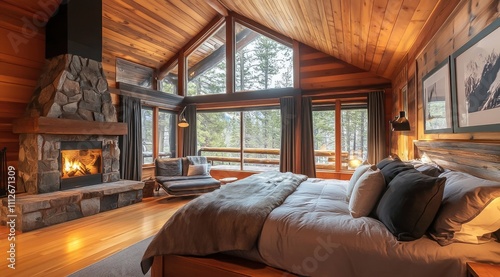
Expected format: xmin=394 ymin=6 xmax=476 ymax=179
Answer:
xmin=0 ymin=54 xmax=144 ymax=232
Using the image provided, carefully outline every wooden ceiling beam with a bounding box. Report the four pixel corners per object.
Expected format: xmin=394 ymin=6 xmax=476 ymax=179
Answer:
xmin=206 ymin=0 xmax=229 ymax=17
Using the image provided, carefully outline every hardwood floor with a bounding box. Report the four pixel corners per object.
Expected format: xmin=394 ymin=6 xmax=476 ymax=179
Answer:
xmin=0 ymin=191 xmax=191 ymax=276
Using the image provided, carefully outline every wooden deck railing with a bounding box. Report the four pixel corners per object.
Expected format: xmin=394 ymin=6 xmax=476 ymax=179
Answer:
xmin=198 ymin=147 xmax=349 ymax=170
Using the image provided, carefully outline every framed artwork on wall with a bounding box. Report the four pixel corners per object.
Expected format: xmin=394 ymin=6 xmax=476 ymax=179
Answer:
xmin=451 ymin=18 xmax=500 ymax=133
xmin=422 ymin=58 xmax=453 ymax=133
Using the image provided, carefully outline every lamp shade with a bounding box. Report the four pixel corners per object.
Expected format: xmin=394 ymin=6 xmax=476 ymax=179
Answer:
xmin=178 ymin=117 xmax=189 ymax=128
xmin=178 ymin=106 xmax=189 ymax=128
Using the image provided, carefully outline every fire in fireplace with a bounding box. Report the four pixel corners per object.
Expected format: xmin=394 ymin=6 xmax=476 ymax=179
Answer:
xmin=60 ymin=141 xmax=103 ymax=190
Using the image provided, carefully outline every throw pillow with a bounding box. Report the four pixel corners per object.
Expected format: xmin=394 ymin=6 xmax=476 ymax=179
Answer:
xmin=429 ymin=171 xmax=500 ymax=245
xmin=187 ymin=164 xmax=209 ymax=176
xmin=378 ymin=158 xmax=415 ymax=185
xmin=155 ymin=158 xmax=182 ymax=176
xmin=346 ymin=161 xmax=374 ymax=200
xmin=349 ymin=168 xmax=386 ymax=218
xmin=374 ymin=170 xmax=446 ymax=241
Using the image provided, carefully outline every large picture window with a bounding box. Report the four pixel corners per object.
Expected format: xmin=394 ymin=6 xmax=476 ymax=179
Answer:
xmin=141 ymin=107 xmax=154 ymax=164
xmin=197 ymin=108 xmax=280 ymax=171
xmin=235 ymin=23 xmax=293 ymax=91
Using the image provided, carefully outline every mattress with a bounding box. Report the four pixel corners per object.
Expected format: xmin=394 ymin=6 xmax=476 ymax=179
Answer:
xmin=258 ymin=178 xmax=500 ymax=277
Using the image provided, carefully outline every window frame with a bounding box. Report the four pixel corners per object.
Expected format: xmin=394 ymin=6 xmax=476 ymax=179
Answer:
xmin=141 ymin=105 xmax=178 ymax=167
xmin=196 ymin=105 xmax=281 ymax=172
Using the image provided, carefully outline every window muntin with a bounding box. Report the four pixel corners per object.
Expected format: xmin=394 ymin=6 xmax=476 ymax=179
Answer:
xmin=197 ymin=108 xmax=280 ymax=171
xmin=159 ymin=63 xmax=178 ymax=94
xmin=187 ymin=23 xmax=227 ymax=96
xmin=235 ymin=23 xmax=293 ymax=91
xmin=141 ymin=107 xmax=154 ymax=164
xmin=158 ymin=110 xmax=176 ymax=159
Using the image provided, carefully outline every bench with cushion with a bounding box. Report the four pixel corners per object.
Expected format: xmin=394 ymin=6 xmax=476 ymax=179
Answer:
xmin=155 ymin=156 xmax=220 ymax=196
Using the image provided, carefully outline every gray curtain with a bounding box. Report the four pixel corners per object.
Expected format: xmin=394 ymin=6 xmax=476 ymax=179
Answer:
xmin=182 ymin=105 xmax=197 ymax=157
xmin=119 ymin=95 xmax=142 ymax=181
xmin=280 ymin=97 xmax=295 ymax=172
xmin=368 ymin=91 xmax=386 ymax=163
xmin=301 ymin=97 xmax=316 ymax=177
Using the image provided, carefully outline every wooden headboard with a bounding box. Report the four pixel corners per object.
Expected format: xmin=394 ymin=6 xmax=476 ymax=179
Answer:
xmin=414 ymin=140 xmax=500 ymax=182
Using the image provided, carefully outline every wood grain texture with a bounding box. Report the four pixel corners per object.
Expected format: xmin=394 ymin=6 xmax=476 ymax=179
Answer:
xmin=414 ymin=140 xmax=500 ymax=181
xmin=391 ymin=0 xmax=500 ymax=159
xmin=12 ymin=117 xmax=128 ymax=135
xmin=0 ymin=192 xmax=190 ymax=277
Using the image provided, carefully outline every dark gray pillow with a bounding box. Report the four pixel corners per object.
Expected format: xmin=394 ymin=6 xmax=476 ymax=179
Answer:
xmin=155 ymin=158 xmax=182 ymax=176
xmin=429 ymin=171 xmax=500 ymax=245
xmin=377 ymin=158 xmax=415 ymax=185
xmin=374 ymin=170 xmax=446 ymax=241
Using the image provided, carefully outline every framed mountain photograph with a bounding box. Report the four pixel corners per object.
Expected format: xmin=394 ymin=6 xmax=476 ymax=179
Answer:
xmin=423 ymin=58 xmax=453 ymax=133
xmin=451 ymin=18 xmax=500 ymax=133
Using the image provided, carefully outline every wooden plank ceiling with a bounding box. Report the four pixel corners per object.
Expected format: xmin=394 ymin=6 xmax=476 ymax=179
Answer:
xmin=8 ymin=0 xmax=442 ymax=80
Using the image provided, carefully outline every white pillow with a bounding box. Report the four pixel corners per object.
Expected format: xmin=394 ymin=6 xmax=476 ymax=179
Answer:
xmin=187 ymin=164 xmax=209 ymax=176
xmin=346 ymin=161 xmax=374 ymax=200
xmin=349 ymin=168 xmax=386 ymax=218
xmin=453 ymin=197 xmax=500 ymax=244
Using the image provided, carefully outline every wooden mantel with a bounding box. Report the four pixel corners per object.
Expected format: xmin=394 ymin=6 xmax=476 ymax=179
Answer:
xmin=12 ymin=116 xmax=127 ymax=135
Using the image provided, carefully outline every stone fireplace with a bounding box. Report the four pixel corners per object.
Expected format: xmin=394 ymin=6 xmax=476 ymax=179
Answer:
xmin=0 ymin=0 xmax=144 ymax=232
xmin=16 ymin=54 xmax=123 ymax=194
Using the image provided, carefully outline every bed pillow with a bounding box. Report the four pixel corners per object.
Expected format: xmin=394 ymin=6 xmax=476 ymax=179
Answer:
xmin=155 ymin=158 xmax=182 ymax=176
xmin=377 ymin=158 xmax=415 ymax=185
xmin=429 ymin=171 xmax=500 ymax=245
xmin=374 ymin=170 xmax=446 ymax=241
xmin=349 ymin=168 xmax=386 ymax=218
xmin=346 ymin=162 xmax=374 ymax=200
xmin=187 ymin=164 xmax=209 ymax=176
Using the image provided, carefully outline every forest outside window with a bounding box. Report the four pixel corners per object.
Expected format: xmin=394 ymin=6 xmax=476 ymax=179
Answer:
xmin=159 ymin=63 xmax=178 ymax=94
xmin=197 ymin=108 xmax=280 ymax=171
xmin=312 ymin=104 xmax=368 ymax=171
xmin=235 ymin=23 xmax=293 ymax=91
xmin=141 ymin=107 xmax=177 ymax=165
xmin=186 ymin=23 xmax=227 ymax=96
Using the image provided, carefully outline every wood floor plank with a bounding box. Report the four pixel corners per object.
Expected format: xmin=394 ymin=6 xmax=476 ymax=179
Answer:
xmin=0 ymin=192 xmax=191 ymax=276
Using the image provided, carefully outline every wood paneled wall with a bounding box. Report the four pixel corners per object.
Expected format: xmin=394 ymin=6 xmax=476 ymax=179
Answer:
xmin=391 ymin=0 xmax=500 ymax=159
xmin=299 ymin=44 xmax=391 ymax=91
xmin=0 ymin=1 xmax=57 ymax=166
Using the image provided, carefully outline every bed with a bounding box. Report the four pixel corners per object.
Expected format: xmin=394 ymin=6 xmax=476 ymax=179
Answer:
xmin=141 ymin=140 xmax=500 ymax=276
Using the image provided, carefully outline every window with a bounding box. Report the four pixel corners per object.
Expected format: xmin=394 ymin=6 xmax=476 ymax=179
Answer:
xmin=341 ymin=109 xmax=367 ymax=169
xmin=141 ymin=107 xmax=154 ymax=164
xmin=141 ymin=107 xmax=177 ymax=165
xmin=159 ymin=63 xmax=178 ymax=94
xmin=235 ymin=23 xmax=293 ymax=91
xmin=243 ymin=109 xmax=281 ymax=170
xmin=187 ymin=23 xmax=227 ymax=96
xmin=312 ymin=104 xmax=368 ymax=171
xmin=312 ymin=109 xmax=336 ymax=170
xmin=158 ymin=110 xmax=176 ymax=159
xmin=197 ymin=108 xmax=280 ymax=171
xmin=197 ymin=111 xmax=241 ymax=168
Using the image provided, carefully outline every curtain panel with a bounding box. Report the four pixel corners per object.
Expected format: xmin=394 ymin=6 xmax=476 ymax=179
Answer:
xmin=301 ymin=97 xmax=316 ymax=177
xmin=182 ymin=105 xmax=197 ymax=157
xmin=367 ymin=91 xmax=386 ymax=164
xmin=119 ymin=95 xmax=142 ymax=181
xmin=280 ymin=97 xmax=296 ymax=172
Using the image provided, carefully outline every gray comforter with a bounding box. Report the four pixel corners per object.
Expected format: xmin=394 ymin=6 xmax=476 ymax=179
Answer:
xmin=140 ymin=171 xmax=307 ymax=273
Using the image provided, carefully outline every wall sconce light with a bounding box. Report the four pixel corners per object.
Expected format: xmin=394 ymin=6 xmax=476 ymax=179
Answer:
xmin=390 ymin=111 xmax=410 ymax=131
xmin=178 ymin=106 xmax=189 ymax=128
